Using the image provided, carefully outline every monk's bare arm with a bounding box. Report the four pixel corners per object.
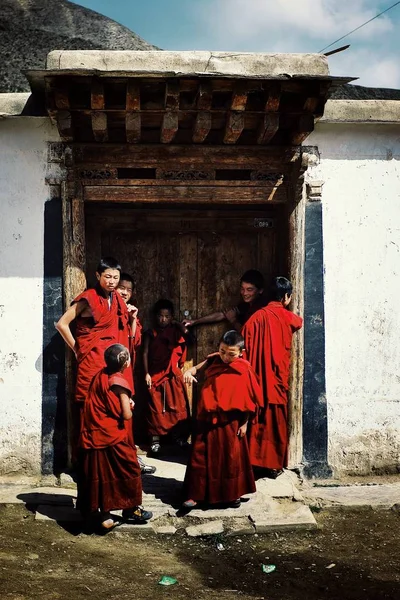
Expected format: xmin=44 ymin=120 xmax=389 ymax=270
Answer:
xmin=183 ymin=311 xmax=225 ymax=327
xmin=237 ymin=412 xmax=249 ymax=438
xmin=111 ymin=386 xmax=133 ymax=420
xmin=55 ymin=300 xmax=87 ymax=356
xmin=183 ymin=358 xmax=208 ymax=384
xmin=143 ymin=334 xmax=152 ymax=388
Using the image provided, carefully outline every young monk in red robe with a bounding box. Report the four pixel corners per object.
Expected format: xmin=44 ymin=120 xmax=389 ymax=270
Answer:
xmin=143 ymin=299 xmax=190 ymax=455
xmin=242 ymin=276 xmax=303 ymax=478
xmin=56 ymin=257 xmax=129 ymax=405
xmin=77 ymin=343 xmax=153 ymax=531
xmin=182 ymin=330 xmax=261 ymax=509
xmin=116 ymin=274 xmax=156 ymax=475
xmin=183 ymin=270 xmax=267 ymax=333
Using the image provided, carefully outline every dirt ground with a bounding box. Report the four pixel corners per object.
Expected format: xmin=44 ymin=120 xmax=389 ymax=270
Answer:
xmin=1 ymin=504 xmax=400 ymax=600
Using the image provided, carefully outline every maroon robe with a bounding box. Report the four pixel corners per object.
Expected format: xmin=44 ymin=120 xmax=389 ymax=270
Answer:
xmin=184 ymin=357 xmax=259 ymax=504
xmin=77 ymin=371 xmax=142 ymax=514
xmin=72 ymin=286 xmax=128 ymax=403
xmin=242 ymin=301 xmax=303 ymax=469
xmin=118 ymin=317 xmax=142 ymax=446
xmin=145 ymin=324 xmax=190 ymax=437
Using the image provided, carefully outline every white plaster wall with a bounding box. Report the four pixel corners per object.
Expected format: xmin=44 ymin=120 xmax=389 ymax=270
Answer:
xmin=307 ymin=123 xmax=400 ymax=475
xmin=0 ymin=117 xmax=60 ymax=476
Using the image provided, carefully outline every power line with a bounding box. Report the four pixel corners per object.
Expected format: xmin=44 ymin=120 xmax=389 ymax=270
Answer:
xmin=318 ymin=1 xmax=400 ymax=53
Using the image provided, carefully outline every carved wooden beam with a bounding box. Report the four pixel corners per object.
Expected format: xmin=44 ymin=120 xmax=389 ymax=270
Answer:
xmin=91 ymin=112 xmax=108 ymax=143
xmin=161 ymin=82 xmax=179 ymax=143
xmin=91 ymin=80 xmax=105 ymax=110
xmin=56 ymin=110 xmax=73 ymax=141
xmin=290 ymin=114 xmax=315 ymax=145
xmin=257 ymin=113 xmax=279 ymax=144
xmin=164 ymin=81 xmax=180 ymax=110
xmin=197 ymin=82 xmax=213 ymax=110
xmin=54 ymin=86 xmax=70 ymax=110
xmin=161 ymin=112 xmax=179 ymax=143
xmin=193 ymin=111 xmax=212 ymax=143
xmin=223 ymin=112 xmax=244 ymax=144
xmin=126 ymin=81 xmax=141 ymax=143
xmin=230 ymin=83 xmax=249 ymax=111
xmin=265 ymin=83 xmax=281 ymax=112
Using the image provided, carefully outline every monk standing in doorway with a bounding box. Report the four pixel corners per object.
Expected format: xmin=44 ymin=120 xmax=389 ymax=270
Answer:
xmin=242 ymin=276 xmax=303 ymax=478
xmin=56 ymin=256 xmax=128 ymax=405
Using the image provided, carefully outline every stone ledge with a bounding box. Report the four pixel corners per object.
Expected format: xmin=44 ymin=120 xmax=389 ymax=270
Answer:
xmin=322 ymin=99 xmax=400 ymax=123
xmin=46 ymin=50 xmax=330 ymax=78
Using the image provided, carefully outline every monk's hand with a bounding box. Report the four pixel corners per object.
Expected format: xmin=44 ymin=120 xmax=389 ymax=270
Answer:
xmin=237 ymin=422 xmax=248 ymax=438
xmin=145 ymin=373 xmax=152 ymax=389
xmin=127 ymin=304 xmax=138 ymax=321
xmin=223 ymin=307 xmax=238 ymax=324
xmin=183 ymin=368 xmax=197 ymax=385
xmin=182 ymin=319 xmax=194 ymax=328
xmin=129 ymin=399 xmax=135 ymax=410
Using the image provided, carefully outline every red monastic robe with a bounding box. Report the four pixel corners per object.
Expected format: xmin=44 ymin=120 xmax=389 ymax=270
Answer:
xmin=184 ymin=357 xmax=260 ymax=504
xmin=145 ymin=324 xmax=190 ymax=437
xmin=77 ymin=370 xmax=142 ymax=514
xmin=118 ymin=317 xmax=142 ymax=446
xmin=242 ymin=301 xmax=303 ymax=469
xmin=72 ymin=286 xmax=128 ymax=403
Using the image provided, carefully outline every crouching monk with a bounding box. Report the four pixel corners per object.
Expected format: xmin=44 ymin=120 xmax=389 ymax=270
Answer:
xmin=77 ymin=344 xmax=153 ymax=531
xmin=182 ymin=330 xmax=261 ymax=509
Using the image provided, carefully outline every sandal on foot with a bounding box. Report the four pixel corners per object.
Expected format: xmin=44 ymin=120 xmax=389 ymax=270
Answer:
xmin=150 ymin=443 xmax=161 ymax=455
xmin=100 ymin=513 xmax=118 ymax=531
xmin=182 ymin=499 xmax=197 ymax=509
xmin=122 ymin=506 xmax=153 ymax=523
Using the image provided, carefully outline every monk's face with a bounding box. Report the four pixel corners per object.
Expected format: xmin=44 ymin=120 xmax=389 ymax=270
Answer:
xmin=96 ymin=268 xmax=120 ymax=294
xmin=218 ymin=342 xmax=242 ymax=364
xmin=156 ymin=309 xmax=173 ymax=329
xmin=240 ymin=281 xmax=263 ymax=304
xmin=117 ymin=280 xmax=133 ymax=303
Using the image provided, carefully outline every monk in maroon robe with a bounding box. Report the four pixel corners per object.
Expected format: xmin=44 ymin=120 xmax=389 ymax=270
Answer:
xmin=143 ymin=299 xmax=190 ymax=454
xmin=56 ymin=257 xmax=128 ymax=404
xmin=182 ymin=330 xmax=260 ymax=509
xmin=77 ymin=344 xmax=152 ymax=530
xmin=242 ymin=276 xmax=303 ymax=476
xmin=116 ymin=273 xmax=142 ymax=398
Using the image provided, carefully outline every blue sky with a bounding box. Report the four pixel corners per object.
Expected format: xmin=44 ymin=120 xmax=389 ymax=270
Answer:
xmin=72 ymin=0 xmax=400 ymax=88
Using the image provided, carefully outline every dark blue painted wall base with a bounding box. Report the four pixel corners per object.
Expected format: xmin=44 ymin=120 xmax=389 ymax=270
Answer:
xmin=303 ymin=201 xmax=332 ymax=479
xmin=41 ymin=194 xmax=67 ymax=475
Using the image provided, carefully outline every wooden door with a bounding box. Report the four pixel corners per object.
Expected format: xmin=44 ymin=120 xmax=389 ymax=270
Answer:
xmin=85 ymin=205 xmax=286 ymax=437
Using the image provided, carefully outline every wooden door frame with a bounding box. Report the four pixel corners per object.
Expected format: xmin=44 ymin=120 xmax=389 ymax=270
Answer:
xmin=61 ymin=145 xmax=306 ymax=470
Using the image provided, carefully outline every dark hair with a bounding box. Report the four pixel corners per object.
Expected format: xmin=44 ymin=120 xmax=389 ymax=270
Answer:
xmin=219 ymin=330 xmax=245 ymax=351
xmin=240 ymin=269 xmax=264 ymax=291
xmin=119 ymin=272 xmax=135 ymax=287
xmin=96 ymin=257 xmax=121 ymax=274
xmin=104 ymin=343 xmax=130 ymax=374
xmin=271 ymin=276 xmax=293 ymax=301
xmin=153 ymin=299 xmax=174 ymax=316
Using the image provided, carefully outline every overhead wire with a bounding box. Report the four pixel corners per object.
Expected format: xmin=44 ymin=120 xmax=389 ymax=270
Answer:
xmin=318 ymin=1 xmax=400 ymax=52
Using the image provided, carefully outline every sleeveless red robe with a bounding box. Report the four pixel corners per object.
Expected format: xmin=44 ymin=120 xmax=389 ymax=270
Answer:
xmin=184 ymin=357 xmax=260 ymax=504
xmin=145 ymin=324 xmax=190 ymax=437
xmin=242 ymin=302 xmax=303 ymax=469
xmin=77 ymin=371 xmax=142 ymax=514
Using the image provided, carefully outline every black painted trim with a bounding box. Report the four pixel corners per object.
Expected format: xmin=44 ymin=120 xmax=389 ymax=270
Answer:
xmin=41 ymin=193 xmax=67 ymax=475
xmin=303 ymin=201 xmax=332 ymax=478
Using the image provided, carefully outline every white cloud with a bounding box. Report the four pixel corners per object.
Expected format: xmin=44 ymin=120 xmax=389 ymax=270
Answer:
xmin=330 ymin=49 xmax=400 ymax=88
xmin=207 ymin=0 xmax=393 ymax=48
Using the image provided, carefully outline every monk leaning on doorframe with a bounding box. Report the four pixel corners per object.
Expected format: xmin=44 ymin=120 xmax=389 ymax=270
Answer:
xmin=182 ymin=269 xmax=267 ymax=333
xmin=55 ymin=256 xmax=129 ymax=404
xmin=242 ymin=276 xmax=303 ymax=479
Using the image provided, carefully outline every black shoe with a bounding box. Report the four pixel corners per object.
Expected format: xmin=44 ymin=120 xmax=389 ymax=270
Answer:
xmin=230 ymin=498 xmax=241 ymax=508
xmin=265 ymin=469 xmax=284 ymax=480
xmin=122 ymin=506 xmax=153 ymax=523
xmin=150 ymin=443 xmax=161 ymax=455
xmin=141 ymin=464 xmax=157 ymax=474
